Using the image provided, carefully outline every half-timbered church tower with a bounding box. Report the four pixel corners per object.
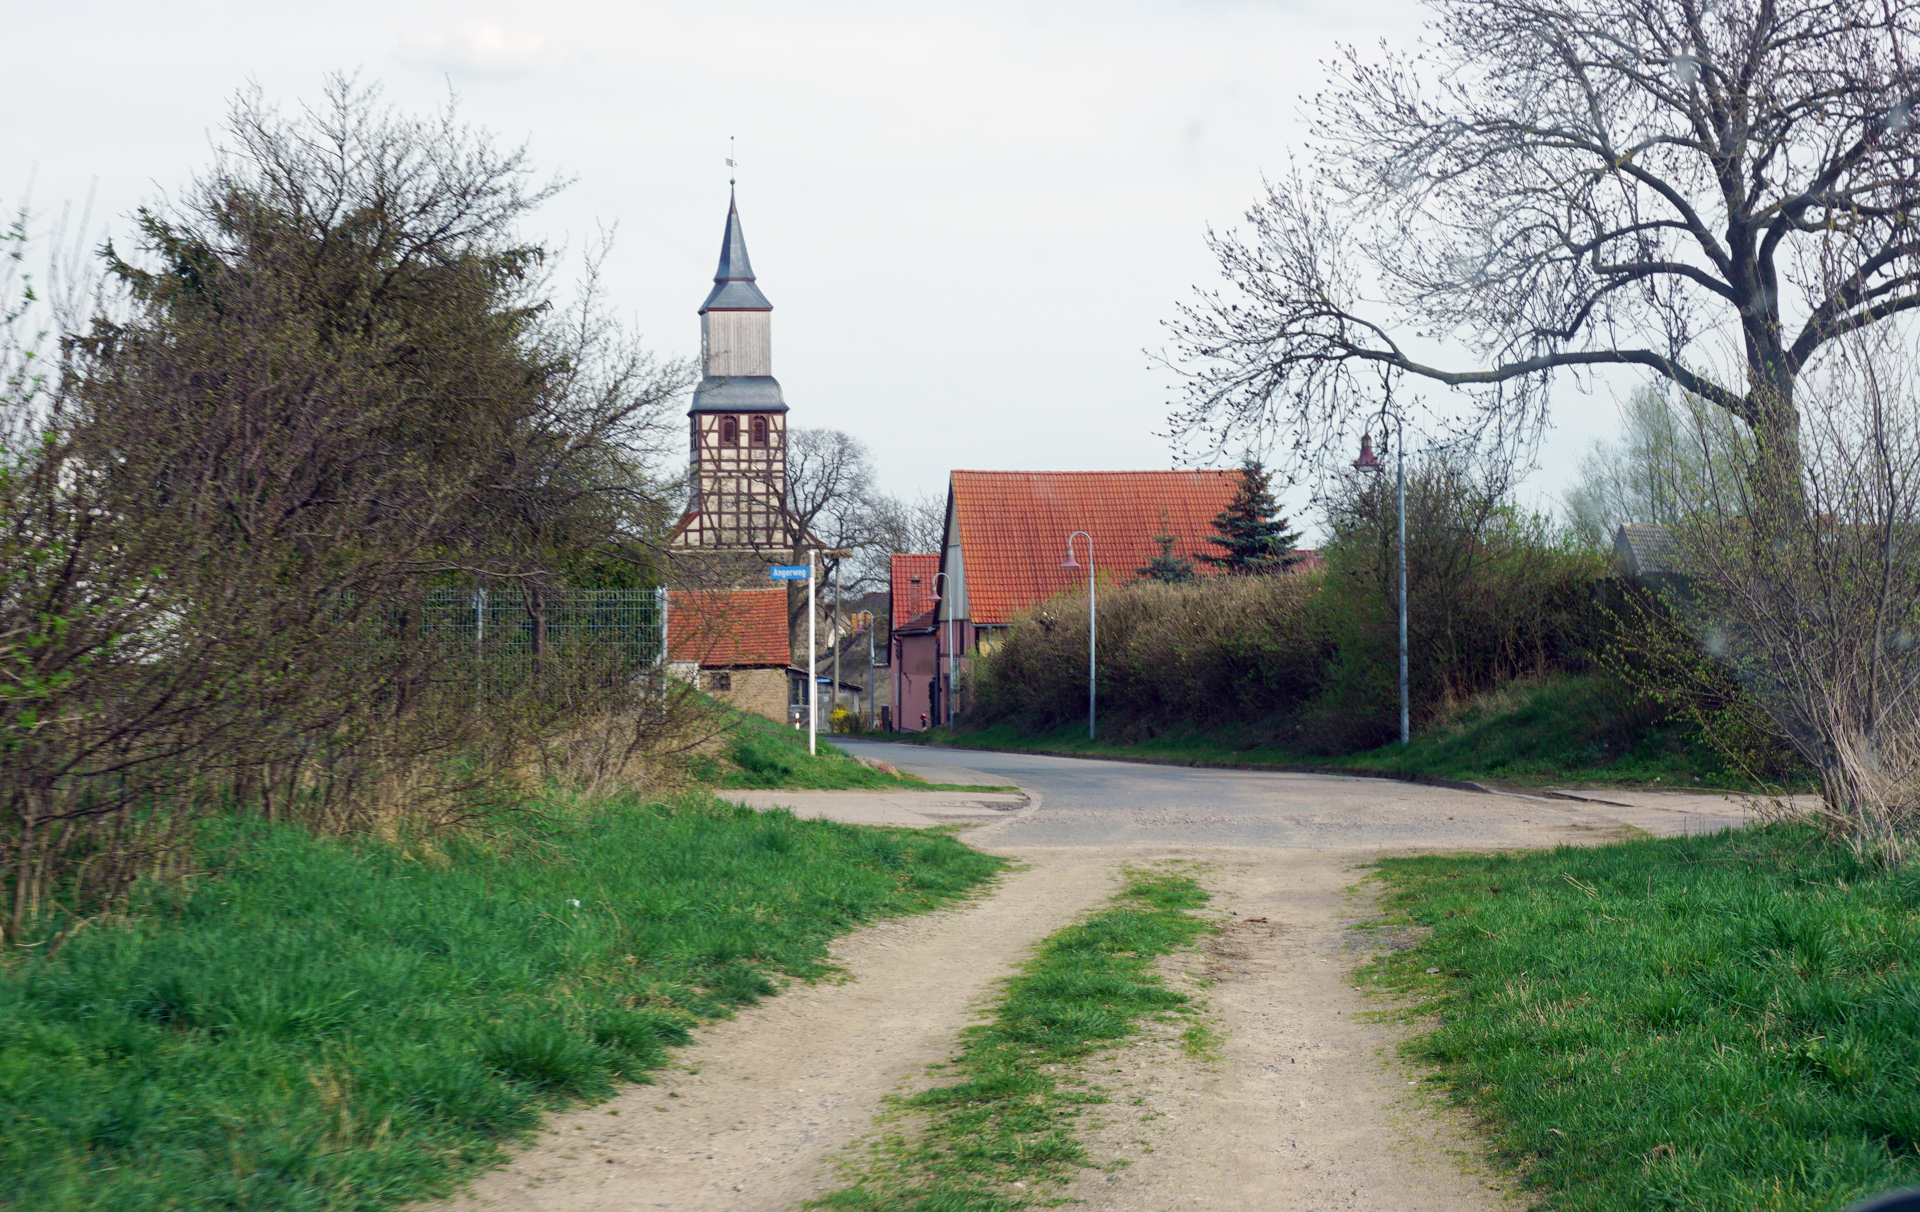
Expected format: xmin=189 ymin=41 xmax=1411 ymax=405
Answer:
xmin=669 ymin=190 xmax=807 ymax=552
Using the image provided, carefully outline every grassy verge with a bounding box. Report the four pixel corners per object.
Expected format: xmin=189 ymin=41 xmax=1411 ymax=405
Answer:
xmin=0 ymin=792 xmax=1003 ymax=1212
xmin=813 ymin=870 xmax=1211 ymax=1212
xmin=931 ymin=675 xmax=1762 ymax=790
xmin=1363 ymin=825 xmax=1920 ymax=1212
xmin=692 ymin=705 xmax=1014 ymax=791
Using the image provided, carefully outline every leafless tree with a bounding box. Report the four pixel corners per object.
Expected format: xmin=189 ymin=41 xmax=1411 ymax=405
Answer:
xmin=787 ymin=428 xmax=879 ymax=564
xmin=1169 ymin=0 xmax=1920 ymax=511
xmin=869 ymin=491 xmax=947 ymax=556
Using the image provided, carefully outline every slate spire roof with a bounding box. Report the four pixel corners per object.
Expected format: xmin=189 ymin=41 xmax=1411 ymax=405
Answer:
xmin=699 ymin=188 xmax=773 ymax=313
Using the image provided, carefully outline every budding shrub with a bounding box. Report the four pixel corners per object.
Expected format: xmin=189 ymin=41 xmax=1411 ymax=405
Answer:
xmin=968 ymin=573 xmax=1329 ymax=738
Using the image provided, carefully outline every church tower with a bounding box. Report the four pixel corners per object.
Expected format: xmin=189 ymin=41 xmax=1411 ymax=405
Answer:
xmin=670 ymin=191 xmax=797 ymax=551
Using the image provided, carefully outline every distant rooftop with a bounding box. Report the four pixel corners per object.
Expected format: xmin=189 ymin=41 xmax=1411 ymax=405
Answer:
xmin=890 ymin=553 xmax=940 ymax=631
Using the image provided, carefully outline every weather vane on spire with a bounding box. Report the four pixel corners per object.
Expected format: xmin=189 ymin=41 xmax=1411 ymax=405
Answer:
xmin=727 ymin=136 xmax=736 ymax=187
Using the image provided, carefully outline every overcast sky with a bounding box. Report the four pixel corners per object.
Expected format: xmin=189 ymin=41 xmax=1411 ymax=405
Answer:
xmin=8 ymin=0 xmax=1630 ymax=535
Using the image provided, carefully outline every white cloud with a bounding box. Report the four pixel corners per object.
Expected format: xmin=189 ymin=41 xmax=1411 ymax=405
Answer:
xmin=395 ymin=22 xmax=571 ymax=79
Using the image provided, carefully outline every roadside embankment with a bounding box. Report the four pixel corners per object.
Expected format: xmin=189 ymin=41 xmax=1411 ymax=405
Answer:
xmin=0 ymin=793 xmax=1002 ymax=1212
xmin=918 ymin=674 xmax=1787 ymax=794
xmin=1367 ymin=824 xmax=1920 ymax=1211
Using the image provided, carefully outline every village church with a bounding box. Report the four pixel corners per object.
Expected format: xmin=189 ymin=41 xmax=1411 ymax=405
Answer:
xmin=662 ymin=190 xmax=818 ymax=723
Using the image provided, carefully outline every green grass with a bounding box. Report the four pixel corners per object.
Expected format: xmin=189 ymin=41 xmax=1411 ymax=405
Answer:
xmin=812 ymin=870 xmax=1211 ymax=1212
xmin=0 ymin=792 xmax=1004 ymax=1211
xmin=1363 ymin=825 xmax=1920 ymax=1212
xmin=692 ymin=705 xmax=1012 ymax=791
xmin=1324 ymin=676 xmax=1756 ymax=788
xmin=934 ymin=675 xmax=1760 ymax=790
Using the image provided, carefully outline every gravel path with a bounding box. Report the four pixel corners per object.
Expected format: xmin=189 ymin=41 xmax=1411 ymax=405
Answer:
xmin=423 ymin=744 xmax=1753 ymax=1212
xmin=428 ymin=849 xmax=1120 ymax=1212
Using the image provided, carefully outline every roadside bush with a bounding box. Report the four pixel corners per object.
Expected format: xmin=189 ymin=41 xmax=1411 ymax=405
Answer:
xmin=969 ymin=454 xmax=1609 ymax=751
xmin=968 ymin=573 xmax=1328 ymax=738
xmin=0 ymin=80 xmax=692 ymax=948
xmin=1299 ymin=455 xmax=1611 ymax=752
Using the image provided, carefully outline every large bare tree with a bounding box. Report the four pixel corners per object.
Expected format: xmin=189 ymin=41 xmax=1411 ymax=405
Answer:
xmin=1169 ymin=0 xmax=1920 ymax=504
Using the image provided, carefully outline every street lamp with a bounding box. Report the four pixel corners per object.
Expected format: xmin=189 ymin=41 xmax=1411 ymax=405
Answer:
xmin=805 ymin=547 xmax=855 ymax=755
xmin=927 ymin=571 xmax=956 ymax=728
xmin=1060 ymin=531 xmax=1095 ymax=740
xmin=1353 ymin=417 xmax=1409 ymax=746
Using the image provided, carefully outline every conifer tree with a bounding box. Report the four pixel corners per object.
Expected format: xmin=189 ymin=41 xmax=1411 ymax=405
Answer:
xmin=1136 ymin=530 xmax=1197 ymax=583
xmin=1200 ymin=457 xmax=1300 ymax=574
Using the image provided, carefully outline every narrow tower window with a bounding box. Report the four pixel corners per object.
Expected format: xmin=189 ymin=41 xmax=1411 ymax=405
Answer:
xmin=750 ymin=416 xmax=769 ymax=447
xmin=721 ymin=416 xmax=739 ymax=446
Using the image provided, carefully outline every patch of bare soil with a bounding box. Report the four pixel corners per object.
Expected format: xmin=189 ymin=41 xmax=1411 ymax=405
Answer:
xmin=1045 ymin=848 xmax=1521 ymax=1212
xmin=421 ymin=850 xmax=1125 ymax=1212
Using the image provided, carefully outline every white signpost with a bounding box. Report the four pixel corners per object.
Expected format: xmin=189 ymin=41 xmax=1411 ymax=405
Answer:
xmin=770 ymin=561 xmax=814 ymax=753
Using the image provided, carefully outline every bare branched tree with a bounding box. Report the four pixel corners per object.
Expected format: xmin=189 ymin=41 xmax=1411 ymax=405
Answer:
xmin=864 ymin=491 xmax=947 ymax=560
xmin=787 ymin=427 xmax=880 ymax=567
xmin=1170 ymin=0 xmax=1920 ymax=507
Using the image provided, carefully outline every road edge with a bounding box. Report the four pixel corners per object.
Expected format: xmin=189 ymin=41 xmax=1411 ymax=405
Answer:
xmin=890 ymin=740 xmax=1502 ymax=795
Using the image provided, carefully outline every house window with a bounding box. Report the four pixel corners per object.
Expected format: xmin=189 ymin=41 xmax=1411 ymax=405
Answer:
xmin=720 ymin=416 xmax=739 ymax=446
xmin=750 ymin=416 xmax=769 ymax=447
xmin=705 ymin=670 xmax=732 ymax=692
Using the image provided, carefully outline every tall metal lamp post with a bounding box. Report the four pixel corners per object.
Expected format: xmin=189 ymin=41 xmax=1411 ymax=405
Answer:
xmin=1352 ymin=418 xmax=1409 ymax=746
xmin=928 ymin=571 xmax=956 ymax=727
xmin=1060 ymin=531 xmax=1096 ymax=740
xmin=820 ymin=548 xmax=853 ymax=744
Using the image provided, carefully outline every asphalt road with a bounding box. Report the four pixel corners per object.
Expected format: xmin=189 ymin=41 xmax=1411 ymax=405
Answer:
xmin=834 ymin=737 xmax=1754 ymax=849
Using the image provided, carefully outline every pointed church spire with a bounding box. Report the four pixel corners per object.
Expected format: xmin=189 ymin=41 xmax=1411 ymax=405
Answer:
xmin=701 ymin=190 xmax=772 ymax=313
xmin=691 ymin=188 xmax=784 ymax=415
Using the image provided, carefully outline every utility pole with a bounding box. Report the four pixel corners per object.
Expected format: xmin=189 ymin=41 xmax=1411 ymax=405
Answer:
xmin=807 ymin=547 xmax=817 ymax=755
xmin=1353 ymin=415 xmax=1410 ymax=745
xmin=831 ymin=557 xmax=842 ymax=733
xmin=1060 ymin=534 xmax=1095 ymax=740
xmin=813 ymin=549 xmax=852 ymax=743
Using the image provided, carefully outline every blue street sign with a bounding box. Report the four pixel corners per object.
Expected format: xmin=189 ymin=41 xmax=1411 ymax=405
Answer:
xmin=770 ymin=565 xmax=810 ymax=580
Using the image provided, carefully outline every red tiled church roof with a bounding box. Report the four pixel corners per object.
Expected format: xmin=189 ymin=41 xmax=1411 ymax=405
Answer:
xmin=667 ymin=588 xmax=789 ymax=667
xmin=949 ymin=469 xmax=1250 ymax=625
xmin=890 ymin=553 xmax=940 ymax=631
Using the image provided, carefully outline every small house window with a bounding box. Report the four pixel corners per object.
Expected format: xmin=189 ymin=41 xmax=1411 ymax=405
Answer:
xmin=720 ymin=416 xmax=739 ymax=446
xmin=750 ymin=416 xmax=769 ymax=447
xmin=706 ymin=670 xmax=732 ymax=692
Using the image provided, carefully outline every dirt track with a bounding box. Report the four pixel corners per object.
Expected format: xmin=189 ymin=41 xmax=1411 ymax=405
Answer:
xmin=425 ymin=746 xmax=1753 ymax=1212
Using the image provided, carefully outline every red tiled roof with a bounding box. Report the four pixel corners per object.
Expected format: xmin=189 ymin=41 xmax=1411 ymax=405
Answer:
xmin=950 ymin=469 xmax=1249 ymax=625
xmin=890 ymin=553 xmax=940 ymax=630
xmin=667 ymin=588 xmax=789 ymax=667
xmin=896 ymin=605 xmax=939 ymax=633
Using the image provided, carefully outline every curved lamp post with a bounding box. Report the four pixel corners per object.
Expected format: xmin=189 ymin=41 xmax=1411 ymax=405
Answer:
xmin=927 ymin=571 xmax=956 ymax=727
xmin=1060 ymin=532 xmax=1096 ymax=740
xmin=1352 ymin=417 xmax=1409 ymax=746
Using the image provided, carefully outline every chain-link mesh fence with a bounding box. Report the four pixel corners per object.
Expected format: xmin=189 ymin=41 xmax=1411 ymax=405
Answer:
xmin=419 ymin=588 xmax=668 ymax=692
